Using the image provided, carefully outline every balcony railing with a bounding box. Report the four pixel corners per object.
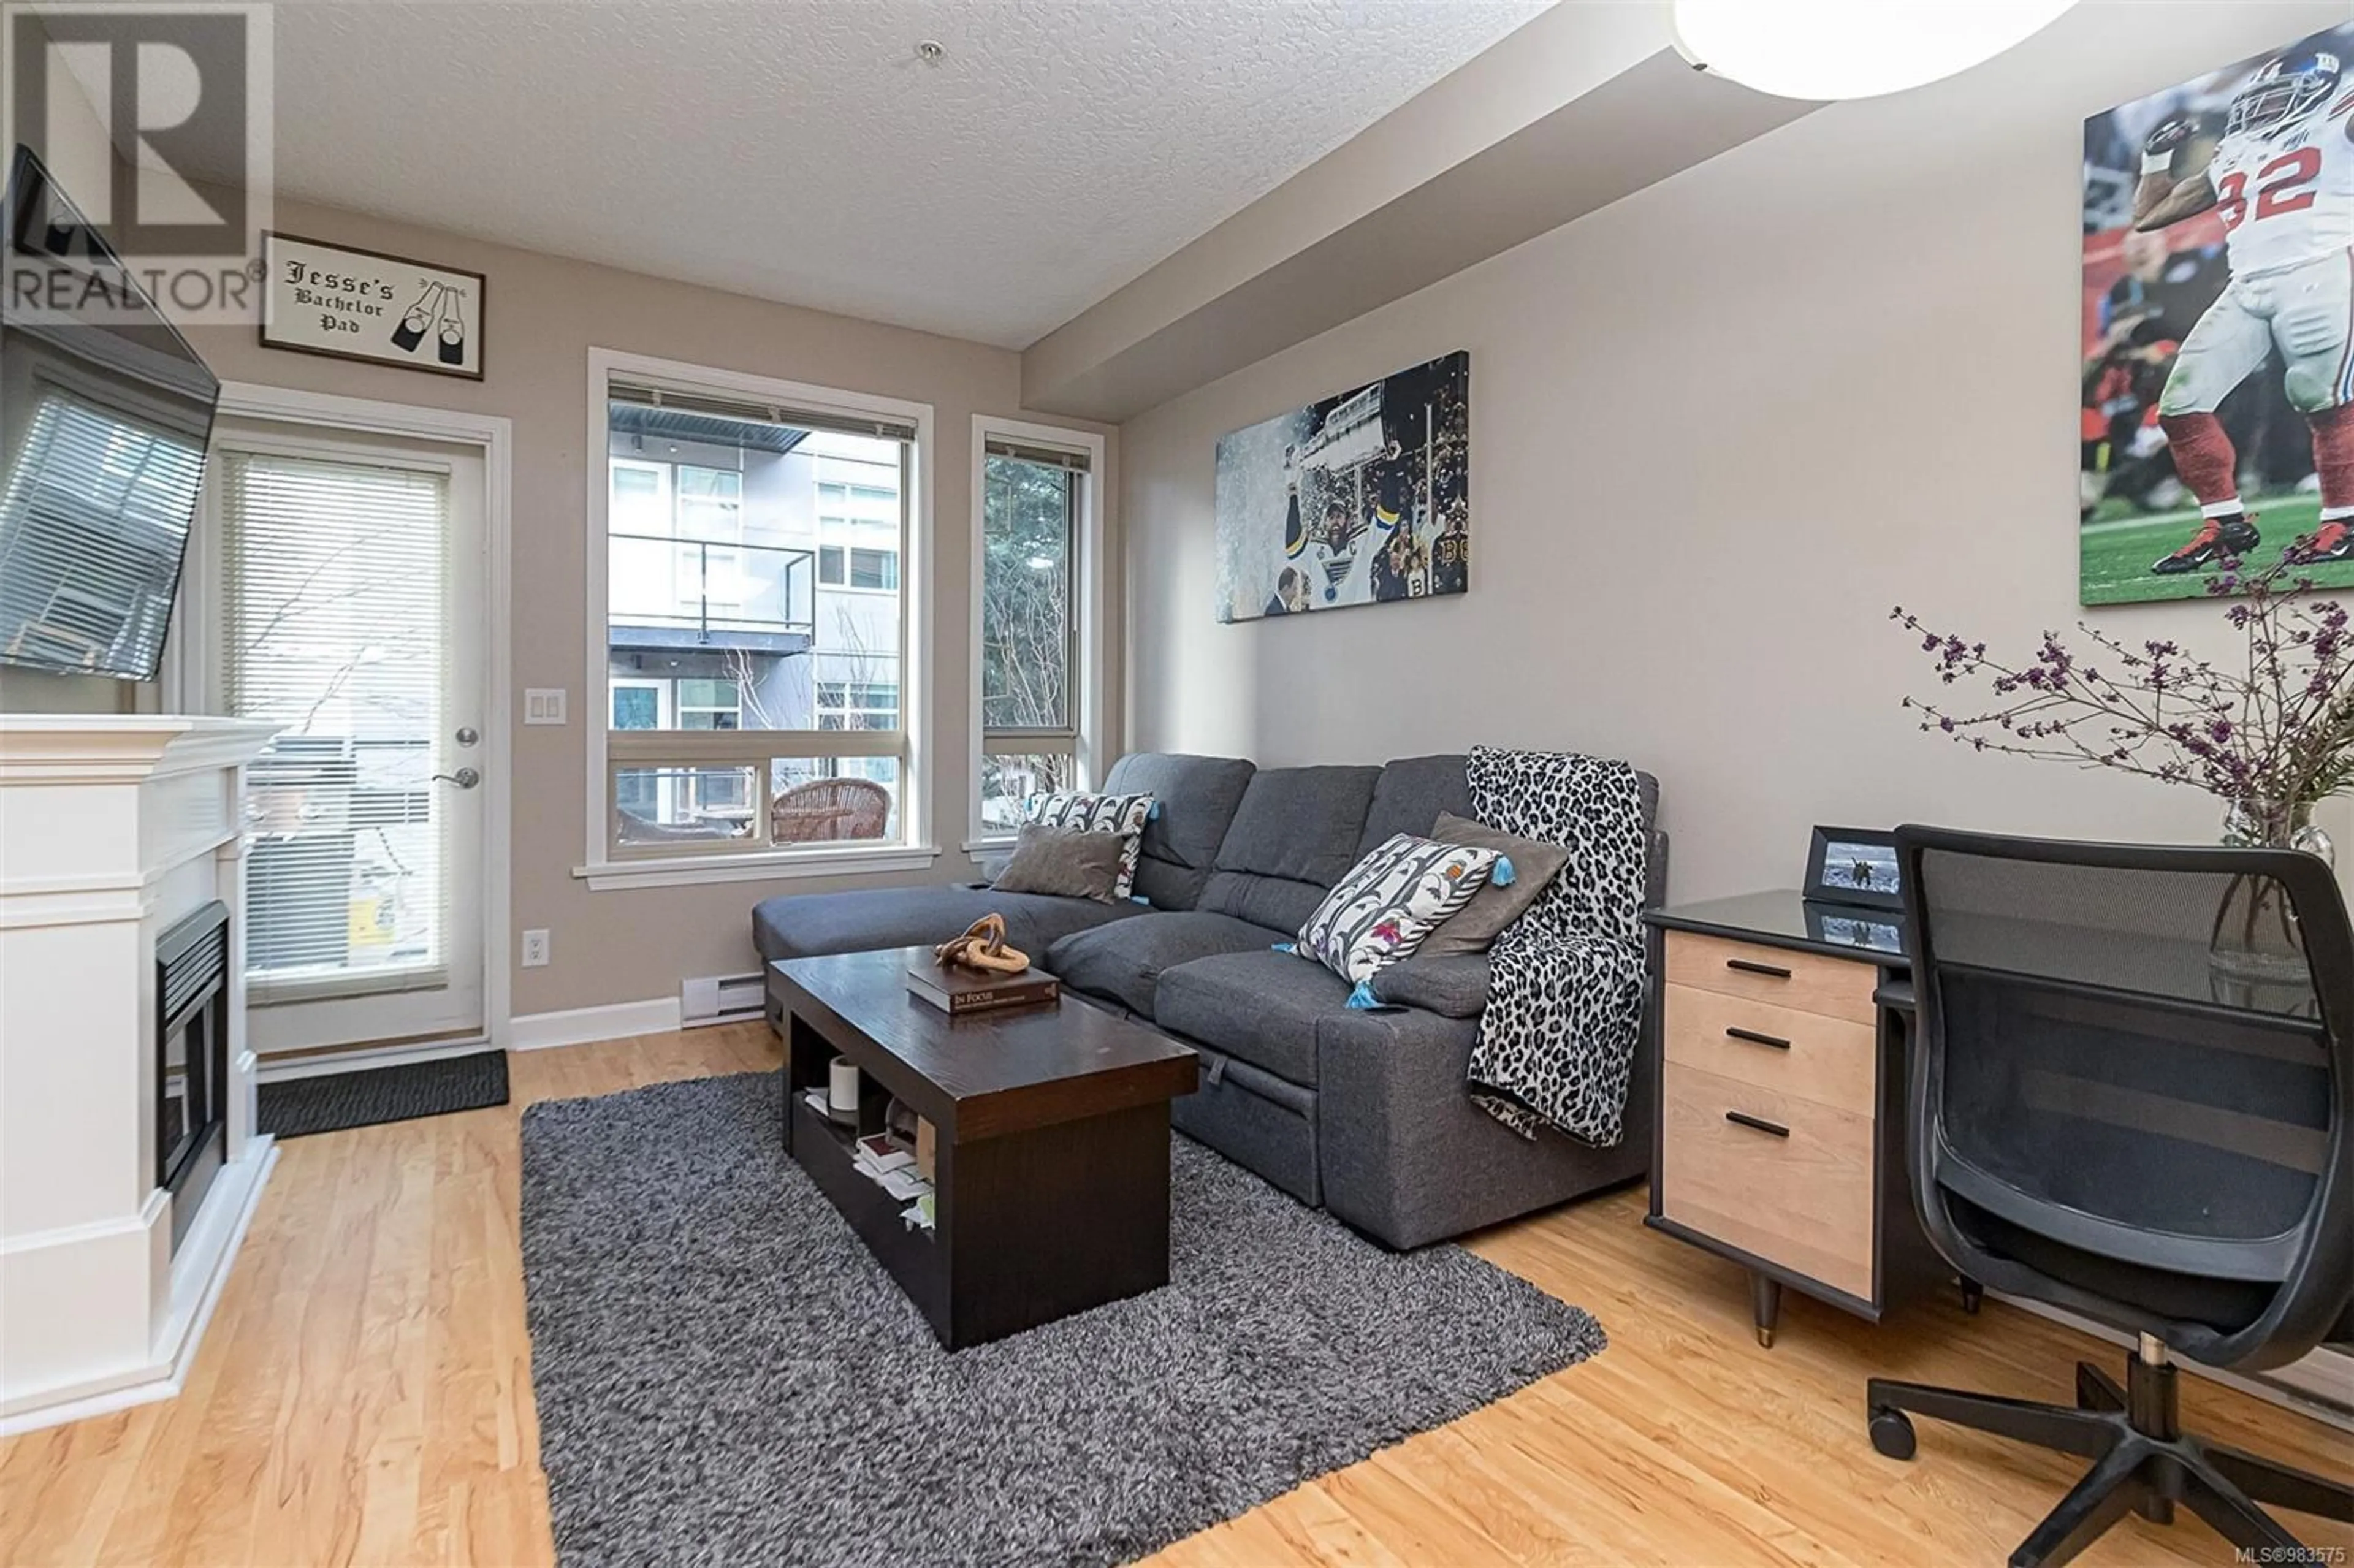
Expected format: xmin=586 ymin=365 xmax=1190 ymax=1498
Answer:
xmin=608 ymin=533 xmax=817 ymax=644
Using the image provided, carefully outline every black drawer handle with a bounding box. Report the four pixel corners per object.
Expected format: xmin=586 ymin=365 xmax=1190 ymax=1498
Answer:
xmin=1726 ymin=958 xmax=1792 ymax=979
xmin=1725 ymin=1111 xmax=1791 ymax=1138
xmin=1725 ymin=1026 xmax=1791 ymax=1050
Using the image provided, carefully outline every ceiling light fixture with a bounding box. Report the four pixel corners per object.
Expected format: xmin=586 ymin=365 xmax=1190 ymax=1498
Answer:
xmin=1671 ymin=0 xmax=2077 ymax=101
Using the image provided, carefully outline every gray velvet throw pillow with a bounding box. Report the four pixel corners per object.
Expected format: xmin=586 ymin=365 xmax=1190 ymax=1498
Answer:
xmin=1420 ymin=810 xmax=1571 ymax=956
xmin=991 ymin=823 xmax=1129 ymax=904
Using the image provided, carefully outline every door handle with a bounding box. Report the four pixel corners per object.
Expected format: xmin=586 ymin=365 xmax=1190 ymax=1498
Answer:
xmin=433 ymin=767 xmax=482 ymax=789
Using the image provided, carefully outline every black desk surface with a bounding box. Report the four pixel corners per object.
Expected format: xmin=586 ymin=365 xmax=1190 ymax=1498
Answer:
xmin=1645 ymin=889 xmax=1909 ymax=965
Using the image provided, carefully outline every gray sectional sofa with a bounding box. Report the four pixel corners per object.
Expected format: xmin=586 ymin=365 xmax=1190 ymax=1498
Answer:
xmin=752 ymin=750 xmax=1666 ymax=1249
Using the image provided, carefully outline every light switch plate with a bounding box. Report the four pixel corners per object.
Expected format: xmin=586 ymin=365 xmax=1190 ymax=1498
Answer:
xmin=524 ymin=688 xmax=567 ymax=725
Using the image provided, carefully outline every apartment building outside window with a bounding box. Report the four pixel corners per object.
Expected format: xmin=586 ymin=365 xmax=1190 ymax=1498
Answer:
xmin=584 ymin=351 xmax=931 ymax=885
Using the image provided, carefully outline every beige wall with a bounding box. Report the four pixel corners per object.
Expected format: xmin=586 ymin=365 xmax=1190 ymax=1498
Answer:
xmin=1118 ymin=1 xmax=2345 ymax=902
xmin=7 ymin=194 xmax=1115 ymax=1016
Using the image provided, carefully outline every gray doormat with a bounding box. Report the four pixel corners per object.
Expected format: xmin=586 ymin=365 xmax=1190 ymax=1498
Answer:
xmin=520 ymin=1072 xmax=1604 ymax=1567
xmin=257 ymin=1050 xmax=508 ymax=1139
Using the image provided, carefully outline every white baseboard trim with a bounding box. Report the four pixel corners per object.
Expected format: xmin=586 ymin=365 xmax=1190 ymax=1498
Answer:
xmin=508 ymin=995 xmax=683 ymax=1051
xmin=0 ymin=1138 xmax=278 ymax=1436
xmin=254 ymin=1036 xmax=494 ymax=1083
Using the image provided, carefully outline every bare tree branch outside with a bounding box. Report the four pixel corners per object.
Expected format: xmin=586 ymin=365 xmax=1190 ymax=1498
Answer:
xmin=980 ymin=455 xmax=1077 ymax=826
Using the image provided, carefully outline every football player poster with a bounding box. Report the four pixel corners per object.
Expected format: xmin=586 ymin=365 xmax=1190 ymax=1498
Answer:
xmin=2082 ymin=24 xmax=2354 ymax=606
xmin=1213 ymin=350 xmax=1469 ymax=623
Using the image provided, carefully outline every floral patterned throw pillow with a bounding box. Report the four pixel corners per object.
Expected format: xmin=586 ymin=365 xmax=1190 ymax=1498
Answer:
xmin=1293 ymin=832 xmax=1502 ymax=983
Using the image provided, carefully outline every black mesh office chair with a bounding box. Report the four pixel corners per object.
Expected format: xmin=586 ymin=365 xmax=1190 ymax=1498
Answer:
xmin=1870 ymin=827 xmax=2354 ymax=1568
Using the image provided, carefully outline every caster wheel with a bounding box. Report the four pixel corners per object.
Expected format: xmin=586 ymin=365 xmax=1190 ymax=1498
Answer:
xmin=1868 ymin=1409 xmax=1917 ymax=1461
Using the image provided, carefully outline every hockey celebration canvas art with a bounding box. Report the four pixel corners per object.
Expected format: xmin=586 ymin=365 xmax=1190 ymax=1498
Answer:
xmin=2081 ymin=25 xmax=2354 ymax=606
xmin=1214 ymin=351 xmax=1468 ymax=623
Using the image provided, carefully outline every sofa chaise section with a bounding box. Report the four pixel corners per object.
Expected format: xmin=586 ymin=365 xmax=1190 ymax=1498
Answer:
xmin=753 ymin=883 xmax=1142 ymax=967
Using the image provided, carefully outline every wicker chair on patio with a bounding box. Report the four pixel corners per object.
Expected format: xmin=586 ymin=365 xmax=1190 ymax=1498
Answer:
xmin=771 ymin=778 xmax=891 ymax=845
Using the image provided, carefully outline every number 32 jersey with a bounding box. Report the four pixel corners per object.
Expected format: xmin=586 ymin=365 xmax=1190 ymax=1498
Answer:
xmin=2210 ymin=100 xmax=2354 ymax=277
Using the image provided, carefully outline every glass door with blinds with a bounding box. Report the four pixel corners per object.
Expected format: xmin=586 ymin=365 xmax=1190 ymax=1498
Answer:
xmin=198 ymin=421 xmax=487 ymax=1056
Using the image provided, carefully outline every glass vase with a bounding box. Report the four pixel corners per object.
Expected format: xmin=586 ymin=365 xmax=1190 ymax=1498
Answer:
xmin=2211 ymin=799 xmax=2333 ymax=986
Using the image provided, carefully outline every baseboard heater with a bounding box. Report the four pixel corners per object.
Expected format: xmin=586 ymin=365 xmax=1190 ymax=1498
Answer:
xmin=681 ymin=972 xmax=766 ymax=1028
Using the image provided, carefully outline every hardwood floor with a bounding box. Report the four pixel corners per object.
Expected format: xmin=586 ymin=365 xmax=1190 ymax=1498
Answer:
xmin=3 ymin=1024 xmax=2347 ymax=1566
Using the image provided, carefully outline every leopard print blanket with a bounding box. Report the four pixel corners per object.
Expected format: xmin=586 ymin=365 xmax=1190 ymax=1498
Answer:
xmin=1466 ymin=745 xmax=1649 ymax=1147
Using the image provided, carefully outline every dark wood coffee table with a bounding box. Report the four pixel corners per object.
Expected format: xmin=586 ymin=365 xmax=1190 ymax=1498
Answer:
xmin=768 ymin=947 xmax=1198 ymax=1349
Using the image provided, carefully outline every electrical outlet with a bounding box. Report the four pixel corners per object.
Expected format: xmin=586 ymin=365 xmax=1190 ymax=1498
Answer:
xmin=524 ymin=688 xmax=567 ymax=725
xmin=521 ymin=928 xmax=550 ymax=968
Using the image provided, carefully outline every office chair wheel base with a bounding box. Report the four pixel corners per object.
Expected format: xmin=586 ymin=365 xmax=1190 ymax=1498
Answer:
xmin=1867 ymin=1355 xmax=2339 ymax=1567
xmin=1868 ymin=1408 xmax=1916 ymax=1461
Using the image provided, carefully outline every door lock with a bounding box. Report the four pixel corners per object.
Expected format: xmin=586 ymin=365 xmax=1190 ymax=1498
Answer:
xmin=454 ymin=726 xmax=479 ymax=747
xmin=434 ymin=767 xmax=482 ymax=789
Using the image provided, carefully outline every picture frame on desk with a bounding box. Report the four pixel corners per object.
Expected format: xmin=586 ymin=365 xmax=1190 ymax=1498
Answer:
xmin=1804 ymin=826 xmax=1903 ymax=911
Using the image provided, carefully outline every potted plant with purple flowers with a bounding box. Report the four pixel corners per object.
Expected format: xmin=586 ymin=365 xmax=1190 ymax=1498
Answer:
xmin=1893 ymin=558 xmax=2354 ymax=983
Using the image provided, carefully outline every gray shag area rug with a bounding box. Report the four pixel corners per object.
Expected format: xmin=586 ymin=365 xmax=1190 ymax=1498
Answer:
xmin=520 ymin=1072 xmax=1603 ymax=1568
xmin=257 ymin=1049 xmax=508 ymax=1138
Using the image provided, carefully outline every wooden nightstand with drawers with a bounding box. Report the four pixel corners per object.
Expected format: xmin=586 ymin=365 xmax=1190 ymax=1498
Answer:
xmin=1642 ymin=891 xmax=1955 ymax=1345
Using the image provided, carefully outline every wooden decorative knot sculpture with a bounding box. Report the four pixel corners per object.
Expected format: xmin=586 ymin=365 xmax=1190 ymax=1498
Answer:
xmin=932 ymin=913 xmax=1030 ymax=975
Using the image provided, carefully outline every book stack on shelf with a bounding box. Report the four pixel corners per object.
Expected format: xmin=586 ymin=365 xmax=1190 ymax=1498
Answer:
xmin=851 ymin=1131 xmax=936 ymax=1233
xmin=905 ymin=954 xmax=1058 ymax=1016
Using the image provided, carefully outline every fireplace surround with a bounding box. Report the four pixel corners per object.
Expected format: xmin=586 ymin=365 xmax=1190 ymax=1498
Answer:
xmin=0 ymin=715 xmax=280 ymax=1434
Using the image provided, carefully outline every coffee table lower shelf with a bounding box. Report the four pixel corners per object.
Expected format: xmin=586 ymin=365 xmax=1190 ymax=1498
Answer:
xmin=787 ymin=1094 xmax=950 ymax=1326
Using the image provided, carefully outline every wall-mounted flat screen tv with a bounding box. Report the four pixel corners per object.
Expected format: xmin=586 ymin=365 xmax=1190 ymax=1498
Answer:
xmin=0 ymin=147 xmax=220 ymax=681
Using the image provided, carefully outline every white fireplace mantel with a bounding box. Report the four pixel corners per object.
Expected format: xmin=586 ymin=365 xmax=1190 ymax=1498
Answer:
xmin=0 ymin=714 xmax=280 ymax=1433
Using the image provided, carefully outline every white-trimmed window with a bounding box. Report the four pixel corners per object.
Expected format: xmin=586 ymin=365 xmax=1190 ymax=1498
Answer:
xmin=818 ymin=679 xmax=899 ymax=731
xmin=582 ymin=350 xmax=934 ymax=888
xmin=971 ymin=416 xmax=1105 ymax=846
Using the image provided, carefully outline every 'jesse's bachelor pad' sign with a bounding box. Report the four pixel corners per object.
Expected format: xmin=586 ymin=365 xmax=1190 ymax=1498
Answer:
xmin=260 ymin=234 xmax=486 ymax=379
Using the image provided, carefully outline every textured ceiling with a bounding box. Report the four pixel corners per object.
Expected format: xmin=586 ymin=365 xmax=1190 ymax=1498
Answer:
xmin=262 ymin=0 xmax=1550 ymax=348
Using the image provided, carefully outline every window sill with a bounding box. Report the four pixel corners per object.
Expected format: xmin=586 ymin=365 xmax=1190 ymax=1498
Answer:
xmin=573 ymin=842 xmax=941 ymax=892
xmin=962 ymin=834 xmax=1017 ymax=860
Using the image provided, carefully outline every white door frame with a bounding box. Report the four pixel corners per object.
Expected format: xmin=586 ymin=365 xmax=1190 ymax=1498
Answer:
xmin=203 ymin=381 xmax=515 ymax=1051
